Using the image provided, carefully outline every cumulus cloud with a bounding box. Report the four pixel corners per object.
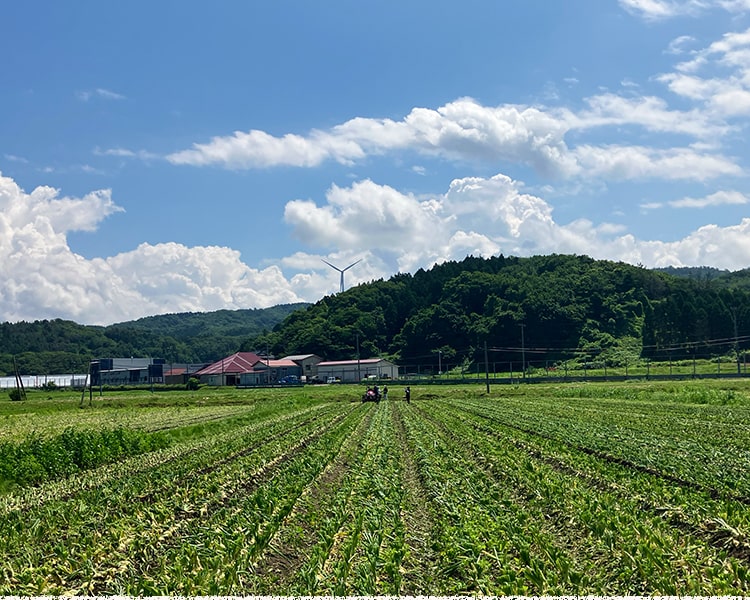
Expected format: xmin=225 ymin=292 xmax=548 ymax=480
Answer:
xmin=164 ymin=88 xmax=738 ymax=183
xmin=0 ymin=173 xmax=304 ymax=325
xmin=106 ymin=243 xmax=301 ymax=312
xmin=284 ymin=179 xmax=451 ymax=254
xmin=282 ymin=175 xmax=750 ymax=277
xmin=167 ymin=99 xmax=576 ymax=176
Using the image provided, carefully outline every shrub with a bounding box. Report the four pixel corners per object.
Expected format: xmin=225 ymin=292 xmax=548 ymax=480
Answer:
xmin=8 ymin=388 xmax=25 ymax=402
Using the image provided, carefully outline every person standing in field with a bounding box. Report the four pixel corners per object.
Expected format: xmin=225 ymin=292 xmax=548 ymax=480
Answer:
xmin=383 ymin=385 xmax=388 ymax=400
xmin=404 ymin=386 xmax=410 ymax=403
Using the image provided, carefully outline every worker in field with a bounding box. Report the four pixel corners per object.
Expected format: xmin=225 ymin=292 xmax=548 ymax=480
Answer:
xmin=383 ymin=385 xmax=388 ymax=400
xmin=404 ymin=386 xmax=410 ymax=403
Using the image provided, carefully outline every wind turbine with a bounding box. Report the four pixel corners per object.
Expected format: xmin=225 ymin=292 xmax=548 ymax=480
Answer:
xmin=322 ymin=258 xmax=362 ymax=293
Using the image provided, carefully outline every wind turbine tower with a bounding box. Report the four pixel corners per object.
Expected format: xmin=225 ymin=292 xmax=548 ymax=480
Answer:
xmin=322 ymin=258 xmax=362 ymax=293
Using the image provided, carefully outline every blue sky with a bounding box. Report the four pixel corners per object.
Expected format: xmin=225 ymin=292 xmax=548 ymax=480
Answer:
xmin=3 ymin=0 xmax=750 ymax=325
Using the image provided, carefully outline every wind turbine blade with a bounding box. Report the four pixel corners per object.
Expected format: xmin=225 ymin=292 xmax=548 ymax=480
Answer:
xmin=342 ymin=258 xmax=363 ymax=272
xmin=322 ymin=257 xmax=360 ymax=293
xmin=321 ymin=259 xmax=343 ymax=273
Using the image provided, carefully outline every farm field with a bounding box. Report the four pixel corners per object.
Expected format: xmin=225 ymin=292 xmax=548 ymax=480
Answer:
xmin=1 ymin=380 xmax=750 ymax=595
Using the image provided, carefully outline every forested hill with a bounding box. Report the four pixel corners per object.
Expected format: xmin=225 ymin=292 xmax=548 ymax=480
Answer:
xmin=0 ymin=303 xmax=307 ymax=375
xmin=252 ymin=254 xmax=750 ymax=367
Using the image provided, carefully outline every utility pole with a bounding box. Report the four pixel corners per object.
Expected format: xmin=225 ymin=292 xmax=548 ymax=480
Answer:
xmin=266 ymin=344 xmax=270 ymax=385
xmin=731 ymin=307 xmax=741 ymax=375
xmin=484 ymin=341 xmax=490 ymax=393
xmin=520 ymin=324 xmax=526 ymax=381
xmin=356 ymin=333 xmax=361 ymax=382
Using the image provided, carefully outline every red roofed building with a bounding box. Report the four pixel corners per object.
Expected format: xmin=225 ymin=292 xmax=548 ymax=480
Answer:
xmin=192 ymin=352 xmax=262 ymax=386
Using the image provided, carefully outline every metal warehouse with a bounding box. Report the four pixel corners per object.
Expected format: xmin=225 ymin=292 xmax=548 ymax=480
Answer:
xmin=317 ymin=358 xmax=398 ymax=383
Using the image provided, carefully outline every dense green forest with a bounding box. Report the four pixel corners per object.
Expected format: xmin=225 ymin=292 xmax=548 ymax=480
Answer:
xmin=0 ymin=304 xmax=306 ymax=375
xmin=3 ymin=255 xmax=750 ymax=376
xmin=249 ymin=254 xmax=750 ymax=368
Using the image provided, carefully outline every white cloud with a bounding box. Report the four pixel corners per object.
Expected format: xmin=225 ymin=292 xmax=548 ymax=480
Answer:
xmin=641 ymin=189 xmax=748 ymax=209
xmin=94 ymin=147 xmax=161 ymax=161
xmin=666 ymin=35 xmax=697 ymax=55
xmin=620 ymin=0 xmax=681 ymax=20
xmin=619 ymin=0 xmax=749 ymax=20
xmin=167 ymin=129 xmax=366 ymax=169
xmin=0 ymin=173 xmax=303 ymax=325
xmin=165 ymin=88 xmax=738 ymax=183
xmin=669 ymin=189 xmax=748 ymax=207
xmin=282 ymin=175 xmax=750 ymax=278
xmin=573 ymin=144 xmax=740 ymax=181
xmin=167 ymin=98 xmax=579 ymax=176
xmin=106 ymin=242 xmax=301 ymax=313
xmin=659 ymin=28 xmax=750 ymax=116
xmin=574 ymin=93 xmax=726 ymax=138
xmin=76 ymin=88 xmax=126 ymax=102
xmin=283 ymin=179 xmax=452 ymax=259
xmin=3 ymin=154 xmax=29 ymax=164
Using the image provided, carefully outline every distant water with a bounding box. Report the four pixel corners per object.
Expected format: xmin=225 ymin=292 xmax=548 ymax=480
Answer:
xmin=0 ymin=374 xmax=88 ymax=389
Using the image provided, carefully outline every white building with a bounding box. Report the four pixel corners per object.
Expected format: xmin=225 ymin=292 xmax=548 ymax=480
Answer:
xmin=316 ymin=358 xmax=398 ymax=383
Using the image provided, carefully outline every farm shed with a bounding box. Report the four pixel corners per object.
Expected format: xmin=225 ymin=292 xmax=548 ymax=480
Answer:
xmin=92 ymin=357 xmax=166 ymax=386
xmin=239 ymin=358 xmax=302 ymax=386
xmin=162 ymin=364 xmax=209 ymax=385
xmin=192 ymin=351 xmax=262 ymax=386
xmin=282 ymin=354 xmax=323 ymax=380
xmin=317 ymin=358 xmax=398 ymax=383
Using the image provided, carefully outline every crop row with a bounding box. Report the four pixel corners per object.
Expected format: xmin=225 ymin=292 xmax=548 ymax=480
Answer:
xmin=419 ymin=396 xmax=749 ymax=594
xmin=0 ymin=401 xmax=329 ymax=516
xmin=0 ymin=402 xmax=254 ymax=442
xmin=0 ymin=400 xmax=356 ymax=595
xmin=470 ymin=392 xmax=750 ymax=498
xmin=272 ymin=399 xmax=406 ymax=596
xmin=443 ymin=395 xmax=750 ymax=554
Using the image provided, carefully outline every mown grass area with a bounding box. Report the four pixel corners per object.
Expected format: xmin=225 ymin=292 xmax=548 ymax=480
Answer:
xmin=1 ymin=379 xmax=749 ymax=595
